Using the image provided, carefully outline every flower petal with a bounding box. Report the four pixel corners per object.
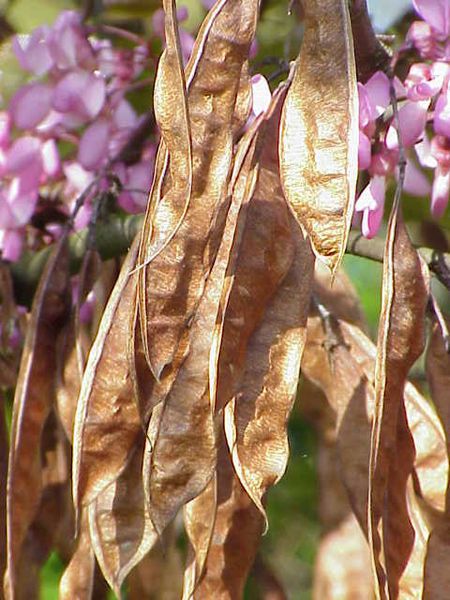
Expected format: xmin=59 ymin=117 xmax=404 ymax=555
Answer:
xmin=78 ymin=119 xmax=110 ymax=170
xmin=402 ymin=158 xmax=431 ymax=196
xmin=48 ymin=10 xmax=94 ymax=69
xmin=13 ymin=27 xmax=53 ymax=76
xmin=42 ymin=139 xmax=61 ymax=178
xmin=0 ymin=229 xmax=24 ymax=262
xmin=413 ymin=0 xmax=450 ymax=37
xmin=251 ymin=74 xmax=271 ymax=118
xmin=358 ymin=131 xmax=372 ymax=171
xmin=0 ymin=112 xmax=10 ymax=147
xmin=386 ymin=99 xmax=429 ymax=149
xmin=4 ymin=137 xmax=43 ymax=191
xmin=364 ymin=71 xmax=390 ymax=118
xmin=434 ymin=91 xmax=450 ymax=137
xmin=431 ymin=166 xmax=450 ymax=217
xmin=53 ymin=71 xmax=105 ymax=120
xmin=355 ymin=175 xmax=386 ymax=238
xmin=10 ymin=83 xmax=53 ymax=130
xmin=415 ymin=134 xmax=438 ymax=168
xmin=63 ymin=161 xmax=95 ymax=194
xmin=358 ymin=82 xmax=373 ymax=128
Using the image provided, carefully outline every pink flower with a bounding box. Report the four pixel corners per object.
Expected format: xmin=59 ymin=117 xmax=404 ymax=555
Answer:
xmin=407 ymin=21 xmax=438 ymax=60
xmin=0 ymin=112 xmax=10 ymax=147
xmin=357 ymin=71 xmax=390 ymax=171
xmin=413 ymin=0 xmax=450 ymax=38
xmin=403 ymin=158 xmax=431 ymax=196
xmin=405 ymin=63 xmax=446 ymax=101
xmin=4 ymin=137 xmax=43 ymax=191
xmin=93 ymin=39 xmax=116 ymax=78
xmin=133 ymin=45 xmax=148 ymax=78
xmin=415 ymin=134 xmax=438 ymax=168
xmin=358 ymin=72 xmax=390 ymax=131
xmin=53 ymin=70 xmax=106 ymax=121
xmin=434 ymin=88 xmax=450 ymax=136
xmin=73 ymin=203 xmax=93 ymax=230
xmin=118 ymin=160 xmax=153 ymax=213
xmin=355 ymin=176 xmax=386 ymax=239
xmin=48 ymin=11 xmax=94 ymax=70
xmin=251 ymin=74 xmax=271 ymax=118
xmin=386 ymin=99 xmax=430 ymax=149
xmin=0 ymin=229 xmax=24 ymax=262
xmin=431 ymin=134 xmax=450 ymax=168
xmin=152 ymin=6 xmax=189 ymax=36
xmin=358 ymin=131 xmax=371 ymax=170
xmin=79 ymin=290 xmax=96 ymax=324
xmin=42 ymin=139 xmax=61 ymax=178
xmin=369 ymin=147 xmax=398 ymax=177
xmin=431 ymin=165 xmax=450 ymax=216
xmin=363 ymin=71 xmax=391 ymax=119
xmin=10 ymin=83 xmax=53 ymax=130
xmin=179 ymin=30 xmax=195 ymax=64
xmin=202 ymin=0 xmax=216 ymax=9
xmin=63 ymin=161 xmax=95 ymax=195
xmin=113 ymin=99 xmax=137 ymax=130
xmin=13 ymin=27 xmax=53 ymax=76
xmin=152 ymin=7 xmax=194 ymax=64
xmin=0 ymin=179 xmax=39 ymax=229
xmin=78 ymin=119 xmax=110 ymax=170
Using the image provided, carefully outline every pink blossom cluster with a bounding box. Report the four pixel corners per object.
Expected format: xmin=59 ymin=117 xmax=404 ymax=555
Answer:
xmin=0 ymin=10 xmax=157 ymax=261
xmin=355 ymin=0 xmax=450 ymax=238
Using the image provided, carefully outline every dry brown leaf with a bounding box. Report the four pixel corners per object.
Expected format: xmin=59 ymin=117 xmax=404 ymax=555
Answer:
xmin=302 ymin=316 xmax=445 ymax=599
xmin=251 ymin=554 xmax=287 ymax=600
xmin=305 ymin=316 xmax=447 ymax=517
xmin=88 ymin=435 xmax=157 ymax=597
xmin=225 ymin=224 xmax=314 ymax=523
xmin=189 ymin=431 xmax=264 ymax=599
xmin=232 ymin=63 xmax=252 ymax=136
xmin=138 ymin=0 xmax=259 ymax=379
xmin=369 ymin=207 xmax=430 ymax=599
xmin=279 ymin=0 xmax=358 ymax=272
xmin=59 ymin=511 xmax=95 ymax=600
xmin=128 ymin=525 xmax=183 ymax=600
xmin=182 ymin=475 xmax=217 ymax=599
xmin=300 ymin=264 xmax=368 ymax=529
xmin=313 ymin=262 xmax=368 ymax=332
xmin=128 ymin=308 xmax=158 ymax=426
xmin=313 ymin=513 xmax=373 ymax=600
xmin=0 ymin=267 xmax=22 ymax=389
xmin=423 ymin=318 xmax=450 ymax=599
xmin=55 ymin=249 xmax=101 ymax=442
xmin=137 ymin=0 xmax=192 ymax=369
xmin=4 ymin=237 xmax=71 ymax=597
xmin=142 ymin=118 xmax=261 ymax=538
xmin=72 ymin=240 xmax=141 ymax=511
xmin=11 ymin=411 xmax=73 ymax=600
xmin=180 ymin=105 xmax=279 ymax=598
xmin=316 ymin=432 xmax=356 ymax=532
xmin=214 ymin=82 xmax=295 ymax=413
xmin=0 ymin=396 xmax=7 ymax=597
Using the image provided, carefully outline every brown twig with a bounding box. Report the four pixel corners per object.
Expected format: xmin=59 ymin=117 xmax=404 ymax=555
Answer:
xmin=429 ymin=294 xmax=450 ymax=353
xmin=81 ymin=0 xmax=95 ymax=22
xmin=349 ymin=0 xmax=391 ymax=82
xmin=347 ymin=230 xmax=450 ymax=292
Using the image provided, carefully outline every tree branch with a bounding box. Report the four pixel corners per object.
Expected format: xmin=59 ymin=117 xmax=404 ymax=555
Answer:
xmin=349 ymin=0 xmax=390 ymax=82
xmin=347 ymin=230 xmax=450 ymax=292
xmin=9 ymin=222 xmax=450 ymax=307
xmin=10 ymin=214 xmax=143 ymax=306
